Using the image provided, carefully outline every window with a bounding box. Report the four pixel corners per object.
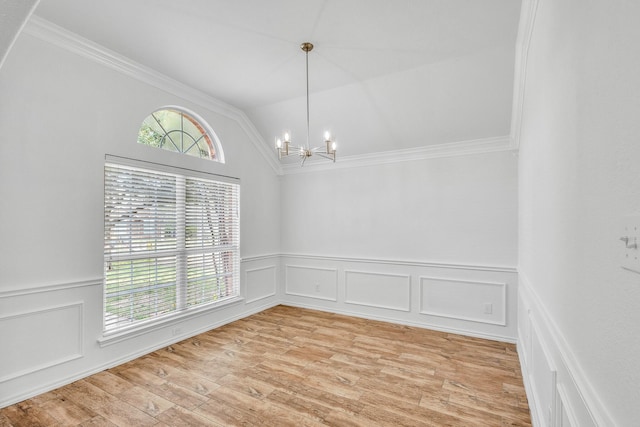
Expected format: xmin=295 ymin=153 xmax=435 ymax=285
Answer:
xmin=103 ymin=161 xmax=240 ymax=333
xmin=137 ymin=107 xmax=224 ymax=162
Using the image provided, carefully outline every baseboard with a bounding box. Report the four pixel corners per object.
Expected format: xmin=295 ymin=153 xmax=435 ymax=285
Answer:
xmin=0 ymin=300 xmax=279 ymax=408
xmin=280 ymin=253 xmax=518 ymax=345
xmin=1 ymin=252 xmax=518 ymax=409
xmin=282 ymin=301 xmax=517 ymax=344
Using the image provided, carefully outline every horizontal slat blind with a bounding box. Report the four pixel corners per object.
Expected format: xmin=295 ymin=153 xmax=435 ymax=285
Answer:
xmin=184 ymin=176 xmax=240 ymax=309
xmin=104 ymin=163 xmax=240 ymax=333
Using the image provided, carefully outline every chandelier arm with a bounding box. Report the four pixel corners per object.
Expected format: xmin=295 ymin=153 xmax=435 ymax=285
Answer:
xmin=275 ymin=42 xmax=339 ymax=166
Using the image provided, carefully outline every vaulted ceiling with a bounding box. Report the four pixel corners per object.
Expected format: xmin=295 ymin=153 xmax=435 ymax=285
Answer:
xmin=14 ymin=0 xmax=522 ymax=160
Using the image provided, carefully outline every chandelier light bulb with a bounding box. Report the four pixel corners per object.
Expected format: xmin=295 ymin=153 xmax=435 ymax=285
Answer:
xmin=284 ymin=132 xmax=290 ymax=142
xmin=332 ymin=141 xmax=337 ymax=152
xmin=276 ymin=138 xmax=282 ymax=149
xmin=324 ymin=131 xmax=331 ymax=141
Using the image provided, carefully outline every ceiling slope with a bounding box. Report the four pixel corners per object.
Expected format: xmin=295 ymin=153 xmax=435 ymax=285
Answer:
xmin=32 ymin=0 xmax=521 ymax=161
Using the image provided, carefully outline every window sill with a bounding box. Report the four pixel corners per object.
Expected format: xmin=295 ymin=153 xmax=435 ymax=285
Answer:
xmin=97 ymin=296 xmax=244 ymax=348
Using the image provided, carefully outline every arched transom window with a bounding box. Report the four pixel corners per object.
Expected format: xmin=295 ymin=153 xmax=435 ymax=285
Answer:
xmin=137 ymin=107 xmax=224 ymax=162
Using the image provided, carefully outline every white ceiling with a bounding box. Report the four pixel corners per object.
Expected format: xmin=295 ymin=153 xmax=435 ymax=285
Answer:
xmin=32 ymin=0 xmax=521 ymax=158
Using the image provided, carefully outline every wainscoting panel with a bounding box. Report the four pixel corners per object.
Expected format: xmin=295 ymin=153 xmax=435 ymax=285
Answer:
xmin=529 ymin=323 xmax=557 ymax=427
xmin=0 ymin=302 xmax=84 ymax=382
xmin=345 ymin=270 xmax=410 ymax=311
xmin=281 ymin=254 xmax=518 ymax=343
xmin=518 ymin=275 xmax=607 ymax=427
xmin=0 ymin=267 xmax=280 ymax=409
xmin=285 ymin=265 xmax=338 ymax=301
xmin=1 ymin=257 xmax=520 ymax=411
xmin=420 ymin=277 xmax=506 ymax=325
xmin=244 ymin=265 xmax=277 ymax=304
xmin=556 ymin=384 xmax=578 ymax=427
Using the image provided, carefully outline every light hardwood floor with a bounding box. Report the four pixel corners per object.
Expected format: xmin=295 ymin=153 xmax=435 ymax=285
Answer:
xmin=0 ymin=305 xmax=531 ymax=426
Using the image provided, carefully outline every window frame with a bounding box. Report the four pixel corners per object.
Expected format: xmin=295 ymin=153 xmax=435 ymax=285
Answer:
xmin=137 ymin=106 xmax=226 ymax=163
xmin=100 ymin=155 xmax=241 ymax=345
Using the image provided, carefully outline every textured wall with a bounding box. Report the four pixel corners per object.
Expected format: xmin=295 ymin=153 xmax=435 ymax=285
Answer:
xmin=518 ymin=0 xmax=640 ymax=424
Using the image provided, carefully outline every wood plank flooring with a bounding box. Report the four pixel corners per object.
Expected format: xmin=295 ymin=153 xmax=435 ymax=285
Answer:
xmin=1 ymin=305 xmax=531 ymax=426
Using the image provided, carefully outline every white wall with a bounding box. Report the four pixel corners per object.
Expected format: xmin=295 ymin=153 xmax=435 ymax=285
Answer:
xmin=517 ymin=0 xmax=640 ymax=425
xmin=280 ymin=151 xmax=520 ymax=341
xmin=281 ymin=152 xmax=517 ymax=265
xmin=0 ymin=26 xmax=281 ymax=406
xmin=0 ymin=10 xmax=524 ymax=412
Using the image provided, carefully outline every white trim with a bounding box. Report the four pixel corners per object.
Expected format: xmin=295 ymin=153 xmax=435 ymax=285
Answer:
xmin=281 ymin=135 xmax=514 ymax=174
xmin=105 ymin=154 xmax=240 ymax=183
xmin=419 ymin=277 xmax=507 ymax=326
xmin=0 ymin=300 xmax=279 ymax=409
xmin=244 ymin=265 xmax=277 ymax=304
xmin=344 ymin=270 xmax=412 ymax=312
xmin=97 ymin=296 xmax=244 ymax=347
xmin=510 ymin=0 xmax=540 ymax=149
xmin=21 ymin=15 xmax=519 ymax=174
xmin=149 ymin=105 xmax=226 ymax=164
xmin=280 ymin=253 xmax=517 ymax=273
xmin=517 ymin=339 xmax=541 ymax=427
xmin=519 ymin=275 xmax=616 ymax=426
xmin=0 ymin=0 xmax=40 ymax=71
xmin=0 ymin=277 xmax=102 ymax=298
xmin=0 ymin=302 xmax=84 ymax=383
xmin=0 ymin=257 xmax=276 ymax=298
xmin=529 ymin=318 xmax=558 ymax=427
xmin=24 ymin=16 xmax=283 ymax=175
xmin=282 ymin=301 xmax=517 ymax=344
xmin=284 ymin=264 xmax=338 ymax=301
xmin=241 ymin=253 xmax=280 ymax=263
xmin=556 ymin=383 xmax=580 ymax=427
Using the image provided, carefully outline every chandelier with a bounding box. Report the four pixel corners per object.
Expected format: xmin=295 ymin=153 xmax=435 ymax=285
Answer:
xmin=275 ymin=42 xmax=337 ymax=166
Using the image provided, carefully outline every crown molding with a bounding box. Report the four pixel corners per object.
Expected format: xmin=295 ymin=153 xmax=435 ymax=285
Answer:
xmin=510 ymin=0 xmax=540 ymax=150
xmin=0 ymin=0 xmax=40 ymax=71
xmin=22 ymin=16 xmax=522 ymax=176
xmin=23 ymin=16 xmax=283 ymax=175
xmin=281 ymin=135 xmax=514 ymax=175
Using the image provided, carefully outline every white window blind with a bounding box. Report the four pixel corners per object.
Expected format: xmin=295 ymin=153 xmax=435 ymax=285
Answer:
xmin=104 ymin=162 xmax=240 ymax=333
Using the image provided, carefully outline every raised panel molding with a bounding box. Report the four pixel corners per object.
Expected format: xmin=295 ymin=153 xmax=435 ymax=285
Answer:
xmin=0 ymin=302 xmax=84 ymax=383
xmin=244 ymin=265 xmax=277 ymax=304
xmin=344 ymin=270 xmax=411 ymax=311
xmin=281 ymin=254 xmax=517 ymax=344
xmin=556 ymin=383 xmax=578 ymax=427
xmin=2 ymin=253 xmax=518 ymax=410
xmin=285 ymin=265 xmax=338 ymax=301
xmin=530 ymin=322 xmax=557 ymax=427
xmin=518 ymin=275 xmax=613 ymax=427
xmin=420 ymin=277 xmax=506 ymax=325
